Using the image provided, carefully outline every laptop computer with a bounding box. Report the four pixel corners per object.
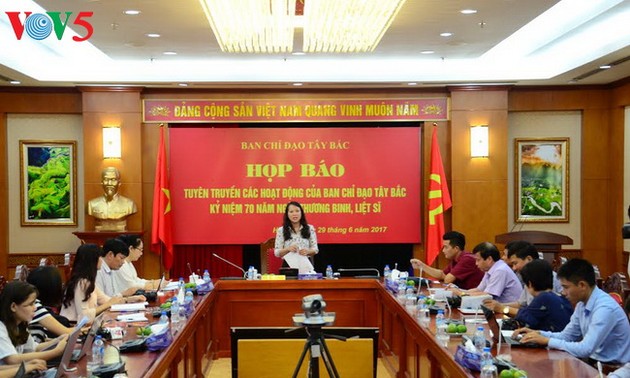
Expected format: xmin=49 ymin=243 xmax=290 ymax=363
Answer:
xmin=71 ymin=313 xmax=104 ymax=362
xmin=480 ymin=305 xmax=543 ymax=348
xmin=36 ymin=324 xmax=83 ymax=378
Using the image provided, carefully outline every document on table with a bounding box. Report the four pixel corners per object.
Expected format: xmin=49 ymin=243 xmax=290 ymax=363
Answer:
xmin=116 ymin=313 xmax=149 ymax=322
xmin=283 ymin=252 xmax=314 ymax=274
xmin=110 ymin=302 xmax=149 ymax=312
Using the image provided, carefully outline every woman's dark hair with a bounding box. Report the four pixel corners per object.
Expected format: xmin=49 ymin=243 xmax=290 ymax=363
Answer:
xmin=63 ymin=244 xmax=101 ymax=308
xmin=118 ymin=234 xmax=142 ymax=250
xmin=520 ymin=259 xmax=553 ymax=292
xmin=0 ymin=281 xmax=38 ymax=346
xmin=27 ymin=266 xmax=63 ymax=308
xmin=282 ymin=201 xmax=311 ymax=240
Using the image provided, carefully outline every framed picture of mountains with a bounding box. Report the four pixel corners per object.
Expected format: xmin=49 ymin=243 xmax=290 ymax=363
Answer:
xmin=515 ymin=138 xmax=569 ymax=223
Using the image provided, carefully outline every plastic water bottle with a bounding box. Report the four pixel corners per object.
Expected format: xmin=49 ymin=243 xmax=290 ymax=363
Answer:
xmin=325 ymin=265 xmax=333 ymax=278
xmin=178 ymin=297 xmax=187 ymax=323
xmin=436 ymin=309 xmax=445 ymax=328
xmin=384 ymin=264 xmax=391 ymax=281
xmin=92 ymin=335 xmax=104 ymax=365
xmin=247 ymin=266 xmax=254 ymax=280
xmin=159 ymin=310 xmax=169 ymax=325
xmin=480 ymin=347 xmax=498 ymax=377
xmin=170 ymin=298 xmax=180 ymax=325
xmin=178 ymin=276 xmax=185 ymax=288
xmin=473 ymin=326 xmax=486 ymax=352
xmin=185 ymin=289 xmax=195 ymax=313
xmin=435 ymin=309 xmax=449 ymax=347
xmin=203 ymin=269 xmax=211 ymax=283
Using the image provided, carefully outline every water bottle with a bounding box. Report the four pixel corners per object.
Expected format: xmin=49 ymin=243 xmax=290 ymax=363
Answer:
xmin=480 ymin=347 xmax=498 ymax=377
xmin=185 ymin=289 xmax=195 ymax=314
xmin=203 ymin=269 xmax=211 ymax=283
xmin=383 ymin=264 xmax=391 ymax=281
xmin=178 ymin=297 xmax=187 ymax=323
xmin=416 ymin=296 xmax=430 ymax=327
xmin=247 ymin=266 xmax=254 ymax=280
xmin=435 ymin=309 xmax=449 ymax=347
xmin=92 ymin=335 xmax=104 ymax=365
xmin=170 ymin=298 xmax=180 ymax=325
xmin=473 ymin=326 xmax=486 ymax=352
xmin=178 ymin=276 xmax=185 ymax=288
xmin=325 ymin=265 xmax=333 ymax=279
xmin=436 ymin=309 xmax=445 ymax=328
xmin=159 ymin=310 xmax=169 ymax=325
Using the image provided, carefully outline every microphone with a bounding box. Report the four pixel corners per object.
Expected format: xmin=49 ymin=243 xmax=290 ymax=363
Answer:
xmin=212 ymin=253 xmax=247 ymax=280
xmin=336 ymin=268 xmax=380 ymax=279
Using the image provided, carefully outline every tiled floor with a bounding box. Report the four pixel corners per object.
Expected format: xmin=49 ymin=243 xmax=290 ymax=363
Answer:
xmin=206 ymin=358 xmax=394 ymax=377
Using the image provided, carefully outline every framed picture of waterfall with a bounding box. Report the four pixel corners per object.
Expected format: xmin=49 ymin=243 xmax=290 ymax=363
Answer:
xmin=515 ymin=138 xmax=569 ymax=223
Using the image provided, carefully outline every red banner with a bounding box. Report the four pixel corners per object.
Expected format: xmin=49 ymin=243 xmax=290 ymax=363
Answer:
xmin=170 ymin=127 xmax=421 ymax=244
xmin=143 ymin=98 xmax=448 ymax=123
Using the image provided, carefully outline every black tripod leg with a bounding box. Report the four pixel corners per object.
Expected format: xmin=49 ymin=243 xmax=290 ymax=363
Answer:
xmin=319 ymin=337 xmax=340 ymax=378
xmin=292 ymin=339 xmax=313 ymax=378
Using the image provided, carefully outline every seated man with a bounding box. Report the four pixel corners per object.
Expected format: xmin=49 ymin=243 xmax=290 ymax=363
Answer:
xmin=96 ymin=238 xmax=144 ymax=298
xmin=451 ymin=242 xmax=522 ymax=303
xmin=485 ymin=241 xmax=562 ymax=316
xmin=410 ymin=231 xmax=484 ymax=290
xmin=512 ymin=259 xmax=573 ymax=332
xmin=515 ymin=258 xmax=630 ymax=365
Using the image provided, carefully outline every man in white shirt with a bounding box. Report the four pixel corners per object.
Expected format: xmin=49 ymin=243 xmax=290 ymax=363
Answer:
xmin=95 ymin=238 xmax=142 ymax=297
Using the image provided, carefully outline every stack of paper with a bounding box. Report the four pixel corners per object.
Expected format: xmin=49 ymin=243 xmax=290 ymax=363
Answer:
xmin=116 ymin=313 xmax=149 ymax=322
xmin=110 ymin=302 xmax=148 ymax=312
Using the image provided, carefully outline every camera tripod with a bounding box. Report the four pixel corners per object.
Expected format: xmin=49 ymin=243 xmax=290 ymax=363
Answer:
xmin=291 ymin=324 xmax=344 ymax=378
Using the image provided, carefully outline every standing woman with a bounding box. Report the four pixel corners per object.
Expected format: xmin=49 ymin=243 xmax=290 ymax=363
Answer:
xmin=60 ymin=244 xmax=124 ymax=323
xmin=0 ymin=281 xmax=68 ymax=365
xmin=114 ymin=234 xmax=165 ymax=293
xmin=274 ymin=201 xmax=318 ymax=273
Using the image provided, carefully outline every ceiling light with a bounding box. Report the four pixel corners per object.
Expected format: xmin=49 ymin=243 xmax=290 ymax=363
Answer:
xmin=440 ymin=32 xmax=453 ymax=37
xmin=421 ymin=50 xmax=434 ymax=54
xmin=292 ymin=82 xmax=303 ymax=86
xmin=599 ymin=64 xmax=611 ymax=69
xmin=460 ymin=9 xmax=477 ymax=15
xmin=406 ymin=82 xmax=417 ymax=86
xmin=292 ymin=51 xmax=306 ymax=56
xmin=9 ymin=80 xmax=21 ymax=85
xmin=163 ymin=51 xmax=177 ymax=55
xmin=198 ymin=0 xmax=406 ymax=53
xmin=178 ymin=83 xmax=188 ymax=87
xmin=146 ymin=33 xmax=161 ymax=38
xmin=124 ymin=10 xmax=141 ymax=15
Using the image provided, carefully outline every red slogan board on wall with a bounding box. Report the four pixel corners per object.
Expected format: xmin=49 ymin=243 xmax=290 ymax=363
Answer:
xmin=169 ymin=127 xmax=421 ymax=244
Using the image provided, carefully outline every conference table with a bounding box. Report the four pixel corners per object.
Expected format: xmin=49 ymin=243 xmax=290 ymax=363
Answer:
xmin=63 ymin=278 xmax=599 ymax=377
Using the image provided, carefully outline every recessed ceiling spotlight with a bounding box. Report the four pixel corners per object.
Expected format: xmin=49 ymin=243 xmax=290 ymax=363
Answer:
xmin=178 ymin=83 xmax=188 ymax=87
xmin=146 ymin=33 xmax=161 ymax=38
xmin=440 ymin=32 xmax=453 ymax=37
xmin=292 ymin=52 xmax=306 ymax=56
xmin=292 ymin=83 xmax=303 ymax=86
xmin=599 ymin=64 xmax=611 ymax=69
xmin=407 ymin=82 xmax=418 ymax=86
xmin=421 ymin=50 xmax=434 ymax=54
xmin=124 ymin=10 xmax=141 ymax=15
xmin=460 ymin=9 xmax=477 ymax=14
xmin=163 ymin=51 xmax=177 ymax=55
xmin=9 ymin=80 xmax=21 ymax=85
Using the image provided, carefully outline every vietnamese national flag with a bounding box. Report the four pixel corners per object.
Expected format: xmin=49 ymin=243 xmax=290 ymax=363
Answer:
xmin=426 ymin=125 xmax=452 ymax=265
xmin=151 ymin=125 xmax=174 ymax=270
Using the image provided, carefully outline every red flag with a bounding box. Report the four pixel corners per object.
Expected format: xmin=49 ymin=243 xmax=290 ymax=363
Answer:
xmin=426 ymin=125 xmax=452 ymax=265
xmin=151 ymin=125 xmax=174 ymax=270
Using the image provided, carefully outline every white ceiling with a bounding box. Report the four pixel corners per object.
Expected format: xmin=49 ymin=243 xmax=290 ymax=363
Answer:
xmin=0 ymin=0 xmax=629 ymax=88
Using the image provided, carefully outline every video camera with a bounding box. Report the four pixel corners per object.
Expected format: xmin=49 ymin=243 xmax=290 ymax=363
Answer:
xmin=297 ymin=294 xmax=335 ymax=326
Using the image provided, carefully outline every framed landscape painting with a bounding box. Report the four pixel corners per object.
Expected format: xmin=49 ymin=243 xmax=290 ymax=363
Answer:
xmin=20 ymin=140 xmax=77 ymax=226
xmin=515 ymin=138 xmax=569 ymax=223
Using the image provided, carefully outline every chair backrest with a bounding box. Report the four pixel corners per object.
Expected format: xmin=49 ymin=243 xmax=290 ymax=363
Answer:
xmin=39 ymin=257 xmax=54 ymax=266
xmin=259 ymin=237 xmax=275 ymax=274
xmin=266 ymin=247 xmax=283 ymax=275
xmin=0 ymin=276 xmax=6 ymax=293
xmin=602 ymin=272 xmax=629 ymax=297
xmin=14 ymin=265 xmax=29 ymax=282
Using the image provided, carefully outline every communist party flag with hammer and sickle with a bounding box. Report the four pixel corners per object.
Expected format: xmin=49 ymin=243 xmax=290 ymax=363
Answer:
xmin=426 ymin=125 xmax=452 ymax=265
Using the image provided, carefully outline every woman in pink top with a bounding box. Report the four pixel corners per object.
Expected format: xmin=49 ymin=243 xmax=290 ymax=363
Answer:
xmin=60 ymin=244 xmax=124 ymax=323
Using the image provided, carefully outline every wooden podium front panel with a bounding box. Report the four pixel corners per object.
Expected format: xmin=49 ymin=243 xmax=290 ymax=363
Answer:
xmin=211 ymin=279 xmax=381 ymax=357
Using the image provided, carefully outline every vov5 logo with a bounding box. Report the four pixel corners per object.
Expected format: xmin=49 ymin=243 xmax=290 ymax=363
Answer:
xmin=5 ymin=11 xmax=94 ymax=41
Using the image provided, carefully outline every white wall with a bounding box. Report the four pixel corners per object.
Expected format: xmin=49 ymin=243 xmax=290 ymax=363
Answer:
xmin=7 ymin=114 xmax=84 ymax=253
xmin=507 ymin=111 xmax=582 ymax=248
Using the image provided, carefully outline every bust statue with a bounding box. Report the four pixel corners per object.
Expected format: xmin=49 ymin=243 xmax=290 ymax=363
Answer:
xmin=88 ymin=167 xmax=137 ymax=231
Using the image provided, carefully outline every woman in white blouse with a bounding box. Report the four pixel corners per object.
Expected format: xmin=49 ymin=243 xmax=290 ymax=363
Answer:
xmin=60 ymin=244 xmax=125 ymax=323
xmin=115 ymin=235 xmax=164 ymax=292
xmin=274 ymin=201 xmax=319 ymax=273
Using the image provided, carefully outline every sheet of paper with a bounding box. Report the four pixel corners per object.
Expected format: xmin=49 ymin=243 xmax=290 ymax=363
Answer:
xmin=282 ymin=252 xmax=314 ymax=274
xmin=110 ymin=302 xmax=148 ymax=312
xmin=116 ymin=313 xmax=149 ymax=322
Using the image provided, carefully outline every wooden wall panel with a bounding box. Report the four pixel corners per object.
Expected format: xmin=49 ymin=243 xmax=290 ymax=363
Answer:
xmin=0 ymin=91 xmax=81 ymax=113
xmin=0 ymin=113 xmax=7 ymax=277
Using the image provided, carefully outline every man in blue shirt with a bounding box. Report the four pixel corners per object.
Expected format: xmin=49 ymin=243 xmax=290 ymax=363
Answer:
xmin=515 ymin=258 xmax=630 ymax=364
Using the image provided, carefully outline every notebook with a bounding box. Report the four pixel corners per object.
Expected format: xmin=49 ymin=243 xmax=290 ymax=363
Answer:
xmin=480 ymin=305 xmax=543 ymax=348
xmin=71 ymin=313 xmax=104 ymax=362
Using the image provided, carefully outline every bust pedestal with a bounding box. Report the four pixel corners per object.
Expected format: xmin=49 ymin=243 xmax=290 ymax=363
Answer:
xmin=72 ymin=231 xmax=144 ymax=246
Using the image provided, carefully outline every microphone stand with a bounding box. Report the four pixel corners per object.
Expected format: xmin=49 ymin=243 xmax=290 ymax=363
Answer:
xmin=212 ymin=253 xmax=247 ymax=279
